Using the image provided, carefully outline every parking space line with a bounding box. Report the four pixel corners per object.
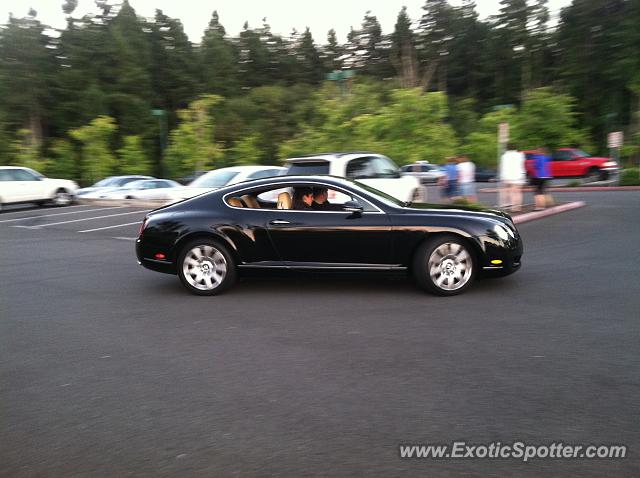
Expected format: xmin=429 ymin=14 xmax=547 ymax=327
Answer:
xmin=78 ymin=222 xmax=141 ymax=233
xmin=0 ymin=204 xmax=89 ymax=217
xmin=13 ymin=210 xmax=150 ymax=229
xmin=113 ymin=236 xmax=138 ymax=241
xmin=0 ymin=206 xmax=125 ymax=224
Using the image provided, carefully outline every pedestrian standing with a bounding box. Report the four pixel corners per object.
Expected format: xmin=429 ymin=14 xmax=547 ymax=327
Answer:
xmin=531 ymin=147 xmax=553 ymax=210
xmin=456 ymin=155 xmax=477 ymax=203
xmin=440 ymin=157 xmax=459 ymax=202
xmin=499 ymin=143 xmax=526 ymax=211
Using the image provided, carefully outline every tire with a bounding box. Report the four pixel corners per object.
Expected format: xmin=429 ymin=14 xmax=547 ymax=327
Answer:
xmin=412 ymin=234 xmax=477 ymax=296
xmin=177 ymin=239 xmax=237 ymax=296
xmin=51 ymin=188 xmax=73 ymax=207
xmin=587 ymin=167 xmax=601 ymax=183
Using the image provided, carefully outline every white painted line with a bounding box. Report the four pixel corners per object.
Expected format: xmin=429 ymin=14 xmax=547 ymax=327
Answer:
xmin=513 ymin=201 xmax=586 ymax=224
xmin=78 ymin=222 xmax=141 ymax=233
xmin=113 ymin=236 xmax=138 ymax=241
xmin=26 ymin=210 xmax=151 ymax=228
xmin=0 ymin=204 xmax=88 ymax=216
xmin=0 ymin=206 xmax=125 ymax=224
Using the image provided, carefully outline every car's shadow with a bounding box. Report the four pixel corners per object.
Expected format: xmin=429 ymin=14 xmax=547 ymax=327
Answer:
xmin=148 ymin=268 xmax=523 ymax=298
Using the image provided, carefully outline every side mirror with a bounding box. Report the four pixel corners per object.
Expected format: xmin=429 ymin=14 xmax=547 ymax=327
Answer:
xmin=343 ymin=200 xmax=364 ymax=216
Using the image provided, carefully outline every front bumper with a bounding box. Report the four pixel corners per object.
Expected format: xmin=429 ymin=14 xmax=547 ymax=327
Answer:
xmin=136 ymin=238 xmax=176 ymax=274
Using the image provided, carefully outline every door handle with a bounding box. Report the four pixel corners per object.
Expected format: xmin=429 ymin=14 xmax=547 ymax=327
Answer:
xmin=269 ymin=220 xmax=291 ymax=225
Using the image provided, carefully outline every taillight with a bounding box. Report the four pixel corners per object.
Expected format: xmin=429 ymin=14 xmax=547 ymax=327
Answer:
xmin=138 ymin=217 xmax=148 ymax=236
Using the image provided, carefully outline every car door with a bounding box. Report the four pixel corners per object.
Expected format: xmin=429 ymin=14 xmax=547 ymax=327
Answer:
xmin=9 ymin=168 xmax=45 ymax=202
xmin=264 ymin=185 xmax=393 ymax=266
xmin=0 ymin=169 xmax=24 ymax=203
xmin=551 ymin=150 xmax=572 ymax=177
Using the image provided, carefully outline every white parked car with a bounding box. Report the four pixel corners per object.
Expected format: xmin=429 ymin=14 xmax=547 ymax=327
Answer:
xmin=0 ymin=166 xmax=78 ymax=210
xmin=170 ymin=166 xmax=286 ymax=201
xmin=75 ymin=175 xmax=154 ymax=198
xmin=90 ymin=179 xmax=182 ymax=200
xmin=285 ymin=153 xmax=420 ymax=202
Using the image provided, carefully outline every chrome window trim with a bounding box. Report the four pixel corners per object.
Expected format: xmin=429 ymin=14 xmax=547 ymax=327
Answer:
xmin=222 ymin=180 xmax=385 ymax=215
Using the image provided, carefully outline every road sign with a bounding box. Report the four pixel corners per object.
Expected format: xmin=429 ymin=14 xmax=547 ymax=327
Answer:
xmin=607 ymin=131 xmax=623 ymax=148
xmin=498 ymin=122 xmax=509 ymax=144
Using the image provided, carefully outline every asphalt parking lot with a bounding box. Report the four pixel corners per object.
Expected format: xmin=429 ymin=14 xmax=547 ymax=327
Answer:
xmin=1 ymin=191 xmax=639 ymax=477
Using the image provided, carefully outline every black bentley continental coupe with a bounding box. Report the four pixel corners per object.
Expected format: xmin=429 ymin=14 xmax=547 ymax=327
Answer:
xmin=136 ymin=175 xmax=523 ymax=296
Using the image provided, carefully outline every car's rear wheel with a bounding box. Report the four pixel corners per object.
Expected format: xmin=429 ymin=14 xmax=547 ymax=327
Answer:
xmin=177 ymin=239 xmax=236 ymax=296
xmin=51 ymin=188 xmax=73 ymax=207
xmin=413 ymin=235 xmax=476 ymax=296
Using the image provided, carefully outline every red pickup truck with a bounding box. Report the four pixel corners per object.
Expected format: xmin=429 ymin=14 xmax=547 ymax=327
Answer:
xmin=524 ymin=148 xmax=619 ymax=181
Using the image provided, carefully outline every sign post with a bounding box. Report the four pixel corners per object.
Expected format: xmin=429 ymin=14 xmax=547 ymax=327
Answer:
xmin=607 ymin=131 xmax=623 ymax=164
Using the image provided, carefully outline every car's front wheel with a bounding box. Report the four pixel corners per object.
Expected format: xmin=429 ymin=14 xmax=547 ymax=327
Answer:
xmin=51 ymin=188 xmax=73 ymax=207
xmin=413 ymin=235 xmax=476 ymax=296
xmin=177 ymin=239 xmax=237 ymax=296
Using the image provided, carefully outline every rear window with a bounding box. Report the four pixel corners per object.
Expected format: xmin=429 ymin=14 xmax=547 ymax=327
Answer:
xmin=286 ymin=161 xmax=330 ymax=175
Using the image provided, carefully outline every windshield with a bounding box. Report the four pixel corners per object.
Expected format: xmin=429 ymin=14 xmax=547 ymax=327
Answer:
xmin=121 ymin=180 xmax=146 ymax=190
xmin=93 ymin=177 xmax=116 ymax=187
xmin=113 ymin=177 xmax=145 ymax=187
xmin=573 ymin=149 xmax=591 ymax=158
xmin=190 ymin=170 xmax=239 ymax=188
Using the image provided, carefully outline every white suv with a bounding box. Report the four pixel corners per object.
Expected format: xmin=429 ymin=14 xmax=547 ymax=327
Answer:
xmin=0 ymin=166 xmax=78 ymax=210
xmin=285 ymin=153 xmax=420 ymax=202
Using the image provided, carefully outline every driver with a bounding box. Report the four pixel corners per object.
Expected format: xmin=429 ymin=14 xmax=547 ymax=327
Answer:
xmin=312 ymin=187 xmax=333 ymax=211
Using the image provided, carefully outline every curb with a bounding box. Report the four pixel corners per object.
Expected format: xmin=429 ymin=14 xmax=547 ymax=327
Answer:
xmin=512 ymin=201 xmax=586 ymax=224
xmin=480 ymin=186 xmax=640 ymax=193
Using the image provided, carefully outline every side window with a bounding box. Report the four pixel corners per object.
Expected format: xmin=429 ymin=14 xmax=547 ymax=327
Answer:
xmin=346 ymin=158 xmax=373 ymax=179
xmin=370 ymin=156 xmax=400 ymax=178
xmin=0 ymin=170 xmax=13 ymax=181
xmin=10 ymin=169 xmax=39 ymax=181
xmin=553 ymin=151 xmax=571 ymax=161
xmin=227 ymin=184 xmax=378 ymax=212
xmin=248 ymin=169 xmax=280 ymax=180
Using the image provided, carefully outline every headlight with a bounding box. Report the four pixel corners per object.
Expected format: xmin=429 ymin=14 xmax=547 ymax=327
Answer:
xmin=603 ymin=161 xmax=617 ymax=168
xmin=494 ymin=224 xmax=513 ymax=241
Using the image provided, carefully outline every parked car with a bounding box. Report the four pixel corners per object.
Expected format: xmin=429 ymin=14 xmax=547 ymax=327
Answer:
xmin=0 ymin=166 xmax=78 ymax=210
xmin=475 ymin=167 xmax=498 ymax=182
xmin=76 ymin=175 xmax=154 ymax=197
xmin=96 ymin=179 xmax=182 ymax=200
xmin=136 ymin=175 xmax=523 ymax=296
xmin=524 ymin=148 xmax=619 ymax=181
xmin=169 ymin=166 xmax=286 ymax=201
xmin=400 ymin=161 xmax=446 ymax=185
xmin=285 ymin=152 xmax=420 ymax=202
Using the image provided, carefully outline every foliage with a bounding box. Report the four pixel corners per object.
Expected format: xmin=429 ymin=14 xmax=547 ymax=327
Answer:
xmin=69 ymin=116 xmax=117 ymax=183
xmin=620 ymin=168 xmax=640 ymax=186
xmin=11 ymin=129 xmax=49 ymax=172
xmin=164 ymin=95 xmax=223 ymax=178
xmin=118 ymin=135 xmax=151 ymax=175
xmin=46 ymin=138 xmax=77 ymax=179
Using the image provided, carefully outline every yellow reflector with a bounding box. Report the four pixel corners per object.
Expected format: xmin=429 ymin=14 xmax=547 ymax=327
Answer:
xmin=491 ymin=260 xmax=503 ymax=265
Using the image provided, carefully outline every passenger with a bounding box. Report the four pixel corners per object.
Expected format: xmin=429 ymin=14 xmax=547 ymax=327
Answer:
xmin=312 ymin=187 xmax=332 ymax=210
xmin=292 ymin=187 xmax=314 ymax=210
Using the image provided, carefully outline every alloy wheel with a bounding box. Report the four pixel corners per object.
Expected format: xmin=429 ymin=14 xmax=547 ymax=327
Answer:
xmin=427 ymin=242 xmax=473 ymax=291
xmin=182 ymin=245 xmax=228 ymax=291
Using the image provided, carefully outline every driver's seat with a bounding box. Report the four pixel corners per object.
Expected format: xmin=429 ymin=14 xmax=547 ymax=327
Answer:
xmin=276 ymin=192 xmax=292 ymax=210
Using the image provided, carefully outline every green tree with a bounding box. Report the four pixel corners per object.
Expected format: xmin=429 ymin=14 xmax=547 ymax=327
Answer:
xmin=46 ymin=138 xmax=78 ymax=179
xmin=11 ymin=129 xmax=49 ymax=171
xmin=230 ymin=134 xmax=262 ymax=165
xmin=515 ymin=87 xmax=589 ymax=150
xmin=164 ymin=95 xmax=223 ymax=178
xmin=200 ymin=11 xmax=238 ymax=96
xmin=70 ymin=116 xmax=118 ymax=183
xmin=118 ymin=135 xmax=151 ymax=174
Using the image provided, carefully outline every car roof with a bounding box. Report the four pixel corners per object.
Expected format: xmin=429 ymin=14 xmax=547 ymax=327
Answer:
xmin=203 ymin=165 xmax=285 ymax=174
xmin=0 ymin=166 xmax=29 ymax=170
xmin=285 ymin=152 xmax=383 ymax=166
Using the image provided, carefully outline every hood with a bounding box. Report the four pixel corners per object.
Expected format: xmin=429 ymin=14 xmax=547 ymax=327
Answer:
xmin=403 ymin=201 xmax=513 ymax=223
